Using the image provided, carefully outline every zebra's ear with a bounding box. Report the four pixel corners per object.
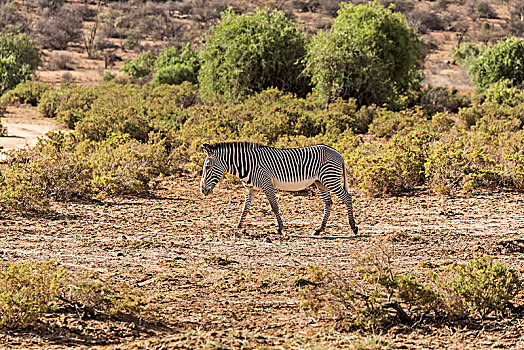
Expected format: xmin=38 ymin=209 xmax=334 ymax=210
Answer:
xmin=201 ymin=142 xmax=214 ymax=156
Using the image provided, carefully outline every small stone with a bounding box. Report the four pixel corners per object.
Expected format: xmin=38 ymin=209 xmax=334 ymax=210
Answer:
xmin=117 ymin=252 xmax=124 ymax=257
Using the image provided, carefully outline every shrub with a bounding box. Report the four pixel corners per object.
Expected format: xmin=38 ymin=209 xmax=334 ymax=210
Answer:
xmin=0 ymin=81 xmax=52 ymax=106
xmin=368 ymin=107 xmax=427 ymax=138
xmin=0 ymin=259 xmax=145 ymax=329
xmin=37 ymin=84 xmax=70 ymax=118
xmin=47 ymin=52 xmax=72 ymax=70
xmin=0 ymin=260 xmax=66 ymax=328
xmin=151 ymin=44 xmax=200 ymax=86
xmin=0 ymin=3 xmax=29 ymax=35
xmin=424 ymin=132 xmax=503 ymax=194
xmin=305 ymin=1 xmax=423 ymax=106
xmin=348 ymin=130 xmax=433 ymax=196
xmin=34 ymin=7 xmax=82 ymax=49
xmin=419 ymin=86 xmax=471 ymax=115
xmin=447 ymin=256 xmax=522 ymax=318
xmin=198 ymin=8 xmax=309 ymax=101
xmin=152 ymin=64 xmax=196 ymax=86
xmin=452 ymin=41 xmax=484 ymax=68
xmin=300 ymin=246 xmax=522 ymax=331
xmin=1 ymin=131 xmax=173 ymax=209
xmin=120 ymin=50 xmax=156 ymax=79
xmin=470 ymin=38 xmax=524 ymax=89
xmin=0 ymin=33 xmax=41 ymax=94
xmin=54 ymin=84 xmax=100 ymax=128
xmin=468 ymin=0 xmax=496 ymax=19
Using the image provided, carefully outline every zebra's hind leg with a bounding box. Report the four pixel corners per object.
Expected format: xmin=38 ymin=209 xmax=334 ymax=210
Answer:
xmin=237 ymin=187 xmax=257 ymax=229
xmin=261 ymin=183 xmax=284 ymax=234
xmin=324 ymin=181 xmax=358 ymax=235
xmin=313 ymin=182 xmax=332 ymax=235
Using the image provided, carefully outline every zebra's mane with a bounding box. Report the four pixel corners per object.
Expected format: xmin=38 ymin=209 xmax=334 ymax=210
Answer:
xmin=210 ymin=141 xmax=265 ymax=150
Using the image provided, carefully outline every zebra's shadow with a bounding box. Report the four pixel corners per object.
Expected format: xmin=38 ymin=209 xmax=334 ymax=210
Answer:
xmin=288 ymin=234 xmax=370 ymax=240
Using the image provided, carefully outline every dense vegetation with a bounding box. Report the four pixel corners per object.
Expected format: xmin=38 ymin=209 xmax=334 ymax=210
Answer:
xmin=0 ymin=33 xmax=40 ymax=94
xmin=198 ymin=8 xmax=309 ymax=101
xmin=305 ymin=1 xmax=423 ymax=106
xmin=0 ymin=4 xmax=523 ymax=212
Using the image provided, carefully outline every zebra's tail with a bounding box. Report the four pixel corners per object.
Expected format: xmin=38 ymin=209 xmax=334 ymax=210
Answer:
xmin=342 ymin=159 xmax=349 ymax=192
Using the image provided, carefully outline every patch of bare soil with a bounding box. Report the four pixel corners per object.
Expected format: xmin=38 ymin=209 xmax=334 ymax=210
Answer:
xmin=0 ymin=105 xmax=66 ymax=151
xmin=1 ymin=173 xmax=523 ymax=348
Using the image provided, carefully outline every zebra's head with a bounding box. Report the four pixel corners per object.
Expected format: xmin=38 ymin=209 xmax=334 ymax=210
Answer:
xmin=200 ymin=142 xmax=226 ymax=196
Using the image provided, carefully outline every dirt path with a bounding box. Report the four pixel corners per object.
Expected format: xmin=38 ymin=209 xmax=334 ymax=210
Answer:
xmin=0 ymin=105 xmax=66 ymax=150
xmin=1 ymin=173 xmax=523 ymax=349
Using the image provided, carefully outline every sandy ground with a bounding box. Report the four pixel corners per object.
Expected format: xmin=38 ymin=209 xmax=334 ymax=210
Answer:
xmin=1 ymin=172 xmax=523 ymax=349
xmin=0 ymin=105 xmax=66 ymax=151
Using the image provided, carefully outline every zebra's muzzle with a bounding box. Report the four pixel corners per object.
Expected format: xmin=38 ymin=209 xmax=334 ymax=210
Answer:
xmin=202 ymin=187 xmax=213 ymax=196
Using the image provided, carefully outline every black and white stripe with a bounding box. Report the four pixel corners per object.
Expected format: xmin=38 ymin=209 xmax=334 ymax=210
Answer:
xmin=200 ymin=142 xmax=358 ymax=235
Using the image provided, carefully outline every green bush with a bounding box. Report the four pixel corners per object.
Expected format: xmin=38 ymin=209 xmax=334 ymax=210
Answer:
xmin=37 ymin=84 xmax=70 ymax=118
xmin=151 ymin=64 xmax=196 ymax=86
xmin=305 ymin=1 xmax=423 ymax=106
xmin=424 ymin=133 xmax=503 ymax=194
xmin=198 ymin=8 xmax=309 ymax=101
xmin=452 ymin=41 xmax=484 ymax=68
xmin=0 ymin=33 xmax=41 ymax=94
xmin=300 ymin=251 xmax=522 ymax=331
xmin=419 ymin=86 xmax=471 ymax=116
xmin=470 ymin=38 xmax=524 ymax=89
xmin=152 ymin=43 xmax=199 ymax=86
xmin=0 ymin=80 xmax=52 ymax=106
xmin=448 ymin=256 xmax=522 ymax=318
xmin=120 ymin=50 xmax=156 ymax=79
xmin=348 ymin=130 xmax=433 ymax=196
xmin=0 ymin=260 xmax=65 ymax=328
xmin=368 ymin=107 xmax=427 ymax=138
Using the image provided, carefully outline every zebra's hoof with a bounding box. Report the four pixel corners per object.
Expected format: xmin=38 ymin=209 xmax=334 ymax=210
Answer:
xmin=352 ymin=226 xmax=359 ymax=235
xmin=312 ymin=229 xmax=322 ymax=235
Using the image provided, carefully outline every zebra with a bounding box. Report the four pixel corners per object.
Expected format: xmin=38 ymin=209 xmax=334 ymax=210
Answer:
xmin=200 ymin=142 xmax=358 ymax=235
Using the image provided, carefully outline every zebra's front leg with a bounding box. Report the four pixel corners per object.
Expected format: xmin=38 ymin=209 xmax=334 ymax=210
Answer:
xmin=313 ymin=184 xmax=332 ymax=235
xmin=261 ymin=184 xmax=284 ymax=234
xmin=237 ymin=187 xmax=257 ymax=229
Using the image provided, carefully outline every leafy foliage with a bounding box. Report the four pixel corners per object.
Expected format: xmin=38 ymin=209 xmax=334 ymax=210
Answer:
xmin=0 ymin=33 xmax=41 ymax=94
xmin=305 ymin=1 xmax=423 ymax=106
xmin=470 ymin=38 xmax=524 ymax=89
xmin=120 ymin=50 xmax=156 ymax=79
xmin=198 ymin=8 xmax=309 ymax=101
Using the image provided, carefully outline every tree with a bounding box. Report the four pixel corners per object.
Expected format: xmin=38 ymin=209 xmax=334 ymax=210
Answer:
xmin=470 ymin=37 xmax=524 ymax=89
xmin=0 ymin=33 xmax=41 ymax=94
xmin=305 ymin=1 xmax=423 ymax=106
xmin=198 ymin=8 xmax=309 ymax=102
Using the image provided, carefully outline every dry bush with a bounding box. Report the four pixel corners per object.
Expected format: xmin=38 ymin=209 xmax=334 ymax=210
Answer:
xmin=299 ymin=241 xmax=523 ymax=331
xmin=34 ymin=7 xmax=82 ymax=49
xmin=407 ymin=9 xmax=444 ymax=34
xmin=0 ymin=2 xmax=29 ymax=34
xmin=467 ymin=0 xmax=496 ymax=19
xmin=61 ymin=72 xmax=74 ymax=84
xmin=0 ymin=259 xmax=145 ymax=329
xmin=190 ymin=0 xmax=229 ymax=22
xmin=505 ymin=1 xmax=524 ymax=36
xmin=36 ymin=0 xmax=65 ymax=11
xmin=47 ymin=52 xmax=72 ymax=70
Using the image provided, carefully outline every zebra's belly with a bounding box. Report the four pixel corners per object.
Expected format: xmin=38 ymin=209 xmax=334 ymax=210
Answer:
xmin=273 ymin=178 xmax=316 ymax=191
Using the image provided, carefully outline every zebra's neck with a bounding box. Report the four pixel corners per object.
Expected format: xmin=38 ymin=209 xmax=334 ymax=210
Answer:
xmin=214 ymin=142 xmax=262 ymax=179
